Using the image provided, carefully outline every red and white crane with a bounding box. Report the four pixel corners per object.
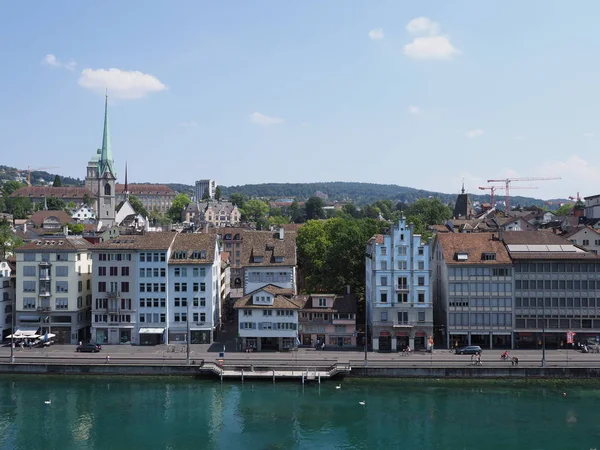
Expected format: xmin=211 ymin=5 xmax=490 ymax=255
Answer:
xmin=486 ymin=177 xmax=561 ymax=213
xmin=478 ymin=185 xmax=538 ymax=207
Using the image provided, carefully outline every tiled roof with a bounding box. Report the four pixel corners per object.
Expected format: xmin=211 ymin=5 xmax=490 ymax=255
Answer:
xmin=169 ymin=233 xmax=217 ymax=264
xmin=92 ymin=232 xmax=177 ymax=250
xmin=502 ymin=231 xmax=570 ymax=245
xmin=367 ymin=234 xmax=384 ymax=245
xmin=299 ymin=293 xmax=357 ymax=313
xmin=435 ymin=232 xmax=512 ymax=265
xmin=241 ymin=230 xmax=297 ymax=266
xmin=561 ymin=225 xmax=600 ymax=239
xmin=510 ymin=252 xmax=600 ymax=260
xmin=16 ymin=236 xmax=92 ymax=252
xmin=502 ymin=231 xmax=600 ymax=261
xmin=29 ymin=210 xmax=72 ymax=227
xmin=116 ymin=184 xmax=176 ymax=195
xmin=10 ymin=186 xmax=93 ymax=199
xmin=233 ymin=284 xmax=300 ymax=309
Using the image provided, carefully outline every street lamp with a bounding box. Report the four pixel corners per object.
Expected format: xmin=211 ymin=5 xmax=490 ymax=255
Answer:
xmin=541 ymin=299 xmax=546 ymax=367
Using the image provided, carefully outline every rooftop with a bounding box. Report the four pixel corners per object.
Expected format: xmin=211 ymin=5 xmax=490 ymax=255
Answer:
xmin=435 ymin=232 xmax=512 ymax=265
xmin=233 ymin=284 xmax=300 ymax=309
xmin=92 ymin=232 xmax=176 ymax=250
xmin=17 ymin=236 xmax=92 ymax=252
xmin=169 ymin=233 xmax=218 ymax=264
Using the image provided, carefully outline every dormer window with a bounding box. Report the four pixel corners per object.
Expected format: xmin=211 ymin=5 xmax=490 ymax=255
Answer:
xmin=456 ymin=252 xmax=468 ymax=261
xmin=483 ymin=253 xmax=496 ymax=261
xmin=253 ymin=256 xmax=263 ymax=263
xmin=318 ymin=298 xmax=327 ymax=307
xmin=274 ymin=256 xmax=284 ymax=263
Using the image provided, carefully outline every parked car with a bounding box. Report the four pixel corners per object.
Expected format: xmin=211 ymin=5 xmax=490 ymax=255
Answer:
xmin=455 ymin=345 xmax=482 ymax=355
xmin=76 ymin=343 xmax=101 ymax=353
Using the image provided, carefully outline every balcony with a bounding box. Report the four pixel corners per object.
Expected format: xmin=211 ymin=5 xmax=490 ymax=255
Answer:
xmin=39 ymin=291 xmax=51 ymax=297
xmin=39 ymin=272 xmax=51 ymax=281
xmin=395 ymin=285 xmax=409 ymax=292
xmin=107 ymin=291 xmax=121 ymax=299
xmin=36 ymin=306 xmax=51 ymax=312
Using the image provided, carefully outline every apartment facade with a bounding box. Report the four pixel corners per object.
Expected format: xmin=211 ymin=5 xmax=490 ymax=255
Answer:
xmin=168 ymin=233 xmax=221 ymax=344
xmin=194 ymin=179 xmax=216 ymax=201
xmin=0 ymin=260 xmax=15 ymax=340
xmin=432 ymin=233 xmax=514 ymax=350
xmin=90 ymin=233 xmax=176 ymax=345
xmin=504 ymin=232 xmax=600 ymax=349
xmin=365 ymin=218 xmax=433 ymax=352
xmin=14 ymin=237 xmax=92 ymax=344
xmin=298 ymin=292 xmax=357 ymax=348
xmin=234 ymin=285 xmax=300 ymax=351
xmin=116 ymin=184 xmax=176 ymax=214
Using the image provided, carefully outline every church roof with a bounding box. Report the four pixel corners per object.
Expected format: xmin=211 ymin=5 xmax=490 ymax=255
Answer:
xmin=115 ymin=184 xmax=176 ymax=196
xmin=10 ymin=186 xmax=94 ymax=199
xmin=98 ymin=95 xmax=116 ymax=179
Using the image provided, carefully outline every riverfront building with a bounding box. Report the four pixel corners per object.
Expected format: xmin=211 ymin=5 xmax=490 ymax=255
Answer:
xmin=233 ymin=284 xmax=301 ymax=351
xmin=431 ymin=232 xmax=514 ymax=349
xmin=504 ymin=231 xmax=600 ymax=349
xmin=167 ymin=233 xmax=221 ymax=344
xmin=365 ymin=218 xmax=433 ymax=352
xmin=0 ymin=260 xmax=15 ymax=340
xmin=14 ymin=237 xmax=92 ymax=344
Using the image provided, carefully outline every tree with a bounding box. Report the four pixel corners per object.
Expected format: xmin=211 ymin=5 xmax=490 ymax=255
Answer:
xmin=214 ymin=186 xmax=222 ymax=201
xmin=290 ymin=200 xmax=306 ymax=223
xmin=405 ymin=198 xmax=452 ymax=227
xmin=149 ymin=208 xmax=172 ymax=227
xmin=554 ymin=203 xmax=574 ymax=216
xmin=230 ymin=192 xmax=245 ymax=208
xmin=83 ymin=193 xmax=92 ymax=207
xmin=5 ymin=197 xmax=32 ymax=219
xmin=67 ymin=201 xmax=76 ymax=210
xmin=52 ymin=175 xmax=62 ymax=187
xmin=241 ymin=199 xmax=269 ymax=223
xmin=305 ymin=196 xmax=325 ymax=220
xmin=202 ymin=189 xmax=210 ymax=200
xmin=2 ymin=180 xmax=25 ymax=197
xmin=45 ymin=197 xmax=66 ymax=211
xmin=268 ymin=215 xmax=290 ymax=227
xmin=67 ymin=223 xmax=84 ymax=235
xmin=342 ymin=203 xmax=361 ymax=218
xmin=128 ymin=195 xmax=149 ymax=218
xmin=167 ymin=193 xmax=191 ymax=222
xmin=0 ymin=219 xmax=22 ymax=259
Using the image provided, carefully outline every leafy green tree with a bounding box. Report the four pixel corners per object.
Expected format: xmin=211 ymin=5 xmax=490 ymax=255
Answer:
xmin=2 ymin=180 xmax=25 ymax=197
xmin=167 ymin=193 xmax=191 ymax=222
xmin=0 ymin=219 xmax=22 ymax=258
xmin=268 ymin=215 xmax=290 ymax=226
xmin=52 ymin=175 xmax=62 ymax=187
xmin=290 ymin=200 xmax=306 ymax=223
xmin=241 ymin=199 xmax=269 ymax=223
xmin=0 ymin=196 xmax=4 ymax=213
xmin=5 ymin=197 xmax=32 ymax=219
xmin=202 ymin=189 xmax=210 ymax=200
xmin=361 ymin=204 xmax=381 ymax=219
xmin=342 ymin=203 xmax=361 ymax=218
xmin=83 ymin=193 xmax=92 ymax=207
xmin=554 ymin=203 xmax=574 ymax=216
xmin=45 ymin=197 xmax=66 ymax=211
xmin=214 ymin=186 xmax=222 ymax=201
xmin=229 ymin=192 xmax=245 ymax=208
xmin=67 ymin=201 xmax=76 ymax=210
xmin=67 ymin=223 xmax=84 ymax=235
xmin=149 ymin=208 xmax=172 ymax=226
xmin=405 ymin=198 xmax=452 ymax=226
xmin=305 ymin=196 xmax=325 ymax=220
xmin=128 ymin=195 xmax=149 ymax=217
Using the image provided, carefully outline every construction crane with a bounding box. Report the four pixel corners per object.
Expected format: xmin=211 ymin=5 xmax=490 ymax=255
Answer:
xmin=19 ymin=166 xmax=60 ymax=185
xmin=486 ymin=177 xmax=561 ymax=213
xmin=478 ymin=185 xmax=538 ymax=207
xmin=569 ymin=192 xmax=582 ymax=202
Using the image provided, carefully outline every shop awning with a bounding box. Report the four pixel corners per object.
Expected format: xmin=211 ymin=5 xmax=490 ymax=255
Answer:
xmin=139 ymin=328 xmax=165 ymax=335
xmin=16 ymin=327 xmax=40 ymax=336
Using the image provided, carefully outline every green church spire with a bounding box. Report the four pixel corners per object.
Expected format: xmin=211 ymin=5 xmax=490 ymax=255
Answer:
xmin=99 ymin=94 xmax=115 ymax=178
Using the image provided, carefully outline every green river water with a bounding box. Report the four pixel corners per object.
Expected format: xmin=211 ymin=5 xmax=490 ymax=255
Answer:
xmin=0 ymin=376 xmax=598 ymax=450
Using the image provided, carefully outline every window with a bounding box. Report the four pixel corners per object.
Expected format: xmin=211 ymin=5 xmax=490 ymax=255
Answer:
xmin=98 ymin=282 xmax=106 ymax=292
xmin=200 ymin=283 xmax=206 ymax=292
xmin=380 ymin=247 xmax=387 ymax=256
xmin=121 ymin=267 xmax=129 ymax=276
xmin=418 ymin=311 xmax=425 ymax=322
xmin=98 ymin=267 xmax=107 ymax=276
xmin=23 ymin=280 xmax=36 ymax=292
xmin=418 ymin=293 xmax=425 ymax=303
xmin=174 ymin=268 xmax=181 ymax=277
xmin=418 ymin=277 xmax=425 ymax=286
xmin=380 ymin=292 xmax=388 ymax=303
xmin=78 ymin=280 xmax=83 ymax=292
xmin=243 ymin=309 xmax=252 ymax=316
xmin=318 ymin=298 xmax=327 ymax=307
xmin=200 ymin=313 xmax=206 ymax=322
xmin=263 ymin=310 xmax=272 ymax=316
xmin=104 ymin=183 xmax=111 ymax=195
xmin=24 ymin=253 xmax=35 ymax=261
xmin=121 ymin=282 xmax=129 ymax=293
xmin=56 ymin=298 xmax=68 ymax=310
xmin=397 ymin=293 xmax=408 ymax=303
xmin=23 ymin=266 xmax=35 ymax=276
xmin=397 ymin=277 xmax=408 ymax=290
xmin=398 ymin=311 xmax=408 ymax=324
xmin=193 ymin=282 xmax=199 ymax=292
xmin=483 ymin=253 xmax=496 ymax=261
xmin=380 ymin=261 xmax=387 ymax=270
xmin=56 ymin=281 xmax=68 ymax=292
xmin=109 ymin=266 xmax=118 ymax=276
xmin=23 ymin=298 xmax=36 ymax=309
xmin=418 ymin=261 xmax=425 ymax=270
xmin=418 ymin=247 xmax=424 ymax=256
xmin=380 ymin=311 xmax=388 ymax=322
xmin=380 ymin=276 xmax=388 ymax=286
xmin=583 ymin=240 xmax=590 ymax=246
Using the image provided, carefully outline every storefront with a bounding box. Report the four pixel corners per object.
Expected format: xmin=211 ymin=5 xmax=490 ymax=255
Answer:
xmin=139 ymin=328 xmax=165 ymax=346
xmin=396 ymin=332 xmax=409 ymax=351
xmin=328 ymin=335 xmax=354 ymax=347
xmin=414 ymin=331 xmax=426 ymax=351
xmin=191 ymin=330 xmax=211 ymax=344
xmin=378 ymin=331 xmax=392 ymax=352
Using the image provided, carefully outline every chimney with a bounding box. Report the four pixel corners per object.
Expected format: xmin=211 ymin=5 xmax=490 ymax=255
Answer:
xmin=279 ymin=227 xmax=284 ymax=240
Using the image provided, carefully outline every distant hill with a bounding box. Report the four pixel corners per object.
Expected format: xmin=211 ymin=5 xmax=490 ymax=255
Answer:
xmin=0 ymin=164 xmax=568 ymax=209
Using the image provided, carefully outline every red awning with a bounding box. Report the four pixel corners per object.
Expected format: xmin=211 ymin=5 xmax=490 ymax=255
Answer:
xmin=415 ymin=331 xmax=426 ymax=337
xmin=396 ymin=332 xmax=408 ymax=337
xmin=379 ymin=331 xmax=391 ymax=337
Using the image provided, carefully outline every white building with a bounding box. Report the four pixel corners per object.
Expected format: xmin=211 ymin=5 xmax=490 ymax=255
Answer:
xmin=71 ymin=204 xmax=96 ymax=222
xmin=233 ymin=284 xmax=301 ymax=351
xmin=168 ymin=233 xmax=221 ymax=344
xmin=365 ymin=218 xmax=433 ymax=352
xmin=0 ymin=260 xmax=15 ymax=340
xmin=14 ymin=237 xmax=92 ymax=344
xmin=91 ymin=232 xmax=176 ymax=345
xmin=194 ymin=179 xmax=217 ymax=201
xmin=562 ymin=225 xmax=600 ymax=255
xmin=242 ymin=229 xmax=297 ymax=295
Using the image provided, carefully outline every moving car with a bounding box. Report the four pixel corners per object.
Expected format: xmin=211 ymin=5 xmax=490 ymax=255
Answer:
xmin=455 ymin=345 xmax=482 ymax=355
xmin=76 ymin=343 xmax=101 ymax=353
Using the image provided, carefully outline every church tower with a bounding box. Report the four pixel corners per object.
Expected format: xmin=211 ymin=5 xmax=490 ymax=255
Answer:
xmin=85 ymin=95 xmax=117 ymax=225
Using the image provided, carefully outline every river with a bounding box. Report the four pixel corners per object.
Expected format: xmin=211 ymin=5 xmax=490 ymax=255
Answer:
xmin=0 ymin=376 xmax=598 ymax=449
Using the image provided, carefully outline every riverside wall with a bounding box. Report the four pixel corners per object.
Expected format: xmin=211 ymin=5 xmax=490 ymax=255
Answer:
xmin=2 ymin=363 xmax=600 ymax=379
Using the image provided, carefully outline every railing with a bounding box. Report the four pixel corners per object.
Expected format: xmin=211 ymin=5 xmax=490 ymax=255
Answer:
xmin=107 ymin=291 xmax=120 ymax=299
xmin=39 ymin=291 xmax=51 ymax=297
xmin=395 ymin=285 xmax=409 ymax=291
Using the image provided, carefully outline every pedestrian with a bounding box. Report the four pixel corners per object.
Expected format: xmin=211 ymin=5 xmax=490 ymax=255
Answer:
xmin=106 ymin=355 xmax=110 ymax=363
xmin=470 ymin=354 xmax=474 ymax=365
xmin=476 ymin=354 xmax=482 ymax=366
xmin=79 ymin=341 xmax=82 ymax=347
xmin=514 ymin=356 xmax=519 ymax=366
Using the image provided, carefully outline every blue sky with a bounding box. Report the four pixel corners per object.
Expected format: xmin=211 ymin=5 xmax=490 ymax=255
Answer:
xmin=1 ymin=1 xmax=599 ymax=200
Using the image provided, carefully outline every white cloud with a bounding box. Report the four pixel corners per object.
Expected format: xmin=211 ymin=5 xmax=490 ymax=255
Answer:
xmin=42 ymin=53 xmax=77 ymax=71
xmin=78 ymin=68 xmax=167 ymax=99
xmin=408 ymin=105 xmax=422 ymax=116
xmin=179 ymin=120 xmax=199 ymax=128
xmin=404 ymin=36 xmax=460 ymax=60
xmin=368 ymin=28 xmax=384 ymax=40
xmin=465 ymin=129 xmax=484 ymax=139
xmin=406 ymin=17 xmax=440 ymax=36
xmin=403 ymin=17 xmax=460 ymax=60
xmin=583 ymin=132 xmax=595 ymax=138
xmin=250 ymin=112 xmax=284 ymax=126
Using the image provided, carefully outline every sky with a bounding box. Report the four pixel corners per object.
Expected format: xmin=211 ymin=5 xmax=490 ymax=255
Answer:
xmin=1 ymin=1 xmax=600 ymax=200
